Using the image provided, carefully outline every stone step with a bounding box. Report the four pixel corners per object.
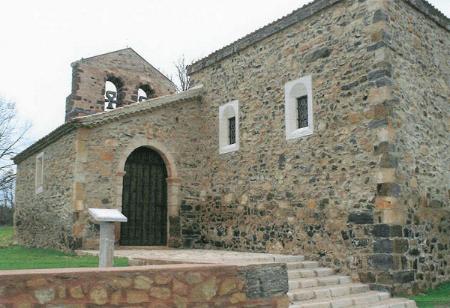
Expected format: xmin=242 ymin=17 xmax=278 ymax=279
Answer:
xmin=288 ymin=283 xmax=370 ymax=301
xmin=290 ymin=291 xmax=391 ymax=308
xmin=287 ymin=261 xmax=321 ymax=269
xmin=288 ymin=267 xmax=335 ymax=279
xmin=289 ymin=275 xmax=353 ymax=290
xmin=367 ymin=298 xmax=417 ymax=308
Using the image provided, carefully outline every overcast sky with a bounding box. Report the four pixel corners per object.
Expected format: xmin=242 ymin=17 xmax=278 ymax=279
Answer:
xmin=0 ymin=0 xmax=448 ymax=144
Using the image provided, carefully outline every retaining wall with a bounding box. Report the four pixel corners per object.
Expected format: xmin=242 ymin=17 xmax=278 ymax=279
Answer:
xmin=0 ymin=263 xmax=288 ymax=307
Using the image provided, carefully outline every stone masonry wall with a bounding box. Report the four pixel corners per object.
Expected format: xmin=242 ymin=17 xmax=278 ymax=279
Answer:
xmin=0 ymin=263 xmax=289 ymax=307
xmin=65 ymin=48 xmax=176 ymax=121
xmin=188 ymin=0 xmax=449 ymax=294
xmin=72 ymin=98 xmax=203 ymax=249
xmin=189 ymin=0 xmax=384 ymax=270
xmin=14 ymin=132 xmax=77 ymax=250
xmin=359 ymin=0 xmax=450 ymax=294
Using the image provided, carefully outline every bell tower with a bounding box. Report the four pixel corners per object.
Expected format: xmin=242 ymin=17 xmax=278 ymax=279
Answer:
xmin=65 ymin=48 xmax=177 ymax=122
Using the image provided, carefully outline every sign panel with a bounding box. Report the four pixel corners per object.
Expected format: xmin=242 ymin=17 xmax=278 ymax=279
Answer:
xmin=88 ymin=208 xmax=127 ymax=222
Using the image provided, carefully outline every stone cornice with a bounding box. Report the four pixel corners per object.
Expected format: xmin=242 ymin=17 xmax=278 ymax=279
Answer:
xmin=13 ymin=85 xmax=204 ymax=164
xmin=187 ymin=0 xmax=449 ymax=75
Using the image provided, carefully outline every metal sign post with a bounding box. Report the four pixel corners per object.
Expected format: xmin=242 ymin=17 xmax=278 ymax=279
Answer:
xmin=88 ymin=208 xmax=127 ymax=267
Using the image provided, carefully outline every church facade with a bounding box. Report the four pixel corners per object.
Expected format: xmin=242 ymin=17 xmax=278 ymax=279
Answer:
xmin=13 ymin=0 xmax=449 ymax=293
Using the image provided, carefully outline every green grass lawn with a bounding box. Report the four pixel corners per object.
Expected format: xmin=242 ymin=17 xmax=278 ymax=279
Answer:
xmin=411 ymin=282 xmax=450 ymax=308
xmin=0 ymin=226 xmax=128 ymax=270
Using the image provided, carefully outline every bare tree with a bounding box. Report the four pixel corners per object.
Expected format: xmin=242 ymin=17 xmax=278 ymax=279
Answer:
xmin=0 ymin=96 xmax=29 ymax=223
xmin=0 ymin=177 xmax=14 ymax=225
xmin=174 ymin=55 xmax=192 ymax=92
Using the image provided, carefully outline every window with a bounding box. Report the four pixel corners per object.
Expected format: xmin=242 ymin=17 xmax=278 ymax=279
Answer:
xmin=285 ymin=75 xmax=313 ymax=140
xmin=35 ymin=152 xmax=44 ymax=194
xmin=228 ymin=117 xmax=236 ymax=145
xmin=296 ymin=96 xmax=308 ymax=129
xmin=219 ymin=100 xmax=239 ymax=154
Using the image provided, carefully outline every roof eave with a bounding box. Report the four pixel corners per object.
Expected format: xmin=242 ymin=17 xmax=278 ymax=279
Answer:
xmin=13 ymin=85 xmax=204 ymax=164
xmin=187 ymin=0 xmax=449 ymax=75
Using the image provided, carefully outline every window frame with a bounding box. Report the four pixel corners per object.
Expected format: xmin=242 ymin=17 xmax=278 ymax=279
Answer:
xmin=284 ymin=75 xmax=314 ymax=140
xmin=35 ymin=152 xmax=44 ymax=194
xmin=219 ymin=100 xmax=239 ymax=154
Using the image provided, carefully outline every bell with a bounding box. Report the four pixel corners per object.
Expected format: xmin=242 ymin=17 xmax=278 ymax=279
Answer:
xmin=105 ymin=91 xmax=117 ymax=110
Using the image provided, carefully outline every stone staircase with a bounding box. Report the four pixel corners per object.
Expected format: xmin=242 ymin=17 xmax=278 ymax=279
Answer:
xmin=80 ymin=248 xmax=417 ymax=307
xmin=283 ymin=256 xmax=416 ymax=308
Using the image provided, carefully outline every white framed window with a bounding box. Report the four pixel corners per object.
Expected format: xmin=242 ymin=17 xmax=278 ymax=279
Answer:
xmin=219 ymin=100 xmax=239 ymax=154
xmin=35 ymin=152 xmax=44 ymax=194
xmin=285 ymin=75 xmax=313 ymax=140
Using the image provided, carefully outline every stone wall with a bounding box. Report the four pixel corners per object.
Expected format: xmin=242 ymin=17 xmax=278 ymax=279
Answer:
xmin=0 ymin=263 xmax=288 ymax=307
xmin=14 ymin=132 xmax=77 ymax=250
xmin=189 ymin=0 xmax=383 ymax=267
xmin=188 ymin=0 xmax=449 ymax=294
xmin=357 ymin=0 xmax=450 ymax=294
xmin=72 ymin=97 xmax=203 ymax=249
xmin=65 ymin=48 xmax=176 ymax=121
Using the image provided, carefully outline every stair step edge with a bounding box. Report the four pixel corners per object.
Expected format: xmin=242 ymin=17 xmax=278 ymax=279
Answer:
xmin=289 ymin=291 xmax=391 ymax=306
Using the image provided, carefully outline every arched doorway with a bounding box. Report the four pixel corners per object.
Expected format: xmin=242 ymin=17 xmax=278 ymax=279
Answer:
xmin=120 ymin=147 xmax=167 ymax=246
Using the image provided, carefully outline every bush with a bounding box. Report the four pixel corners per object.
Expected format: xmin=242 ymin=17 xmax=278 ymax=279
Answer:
xmin=0 ymin=205 xmax=13 ymax=225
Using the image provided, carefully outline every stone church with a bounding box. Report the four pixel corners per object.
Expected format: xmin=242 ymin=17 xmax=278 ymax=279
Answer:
xmin=13 ymin=0 xmax=449 ymax=293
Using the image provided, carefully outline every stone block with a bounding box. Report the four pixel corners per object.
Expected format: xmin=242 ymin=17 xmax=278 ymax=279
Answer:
xmin=393 ymin=239 xmax=409 ymax=253
xmin=372 ymin=224 xmax=403 ymax=237
xmin=230 ymin=292 xmax=247 ymax=304
xmin=184 ymin=272 xmax=203 ymax=285
xmin=305 ymin=47 xmax=332 ymax=62
xmin=358 ymin=271 xmax=376 ymax=283
xmin=377 ymin=208 xmax=407 ymax=225
xmin=348 ymin=212 xmax=374 ymax=224
xmin=377 ymin=183 xmax=401 ymax=197
xmin=379 ymin=152 xmax=398 ymax=168
xmin=368 ymin=87 xmax=392 ymax=105
xmin=110 ymin=290 xmax=122 ymax=305
xmin=375 ymin=168 xmax=396 ymax=183
xmin=392 ymin=271 xmax=415 ymax=283
xmin=374 ymin=239 xmax=393 ymax=253
xmin=150 ymin=287 xmax=171 ymax=300
xmin=34 ymin=288 xmax=55 ymax=304
xmin=26 ymin=278 xmax=48 ymax=288
xmin=134 ymin=275 xmax=153 ymax=290
xmin=191 ymin=277 xmax=217 ymax=301
xmin=173 ymin=279 xmax=189 ymax=296
xmin=89 ymin=286 xmax=108 ymax=305
xmin=219 ymin=278 xmax=238 ymax=296
xmin=242 ymin=264 xmax=288 ymax=299
xmin=154 ymin=273 xmax=172 ymax=285
xmin=368 ymin=254 xmax=394 ymax=271
xmin=127 ymin=290 xmax=149 ymax=304
xmin=69 ymin=286 xmax=84 ymax=299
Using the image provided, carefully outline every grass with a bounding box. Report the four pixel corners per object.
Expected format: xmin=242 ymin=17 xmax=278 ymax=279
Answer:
xmin=0 ymin=226 xmax=128 ymax=270
xmin=410 ymin=282 xmax=450 ymax=308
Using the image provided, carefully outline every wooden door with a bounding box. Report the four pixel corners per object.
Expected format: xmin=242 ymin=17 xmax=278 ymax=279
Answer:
xmin=120 ymin=147 xmax=167 ymax=246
